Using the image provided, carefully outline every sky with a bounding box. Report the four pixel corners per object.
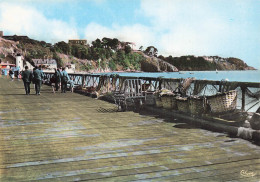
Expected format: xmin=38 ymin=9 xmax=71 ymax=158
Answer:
xmin=0 ymin=0 xmax=259 ymax=69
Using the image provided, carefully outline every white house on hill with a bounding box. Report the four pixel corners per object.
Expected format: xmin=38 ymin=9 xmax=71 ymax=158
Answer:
xmin=65 ymin=63 xmax=76 ymax=73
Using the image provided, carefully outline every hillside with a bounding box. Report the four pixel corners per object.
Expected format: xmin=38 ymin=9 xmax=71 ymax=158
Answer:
xmin=0 ymin=37 xmax=22 ymax=60
xmin=0 ymin=36 xmax=178 ymax=72
xmin=0 ymin=35 xmax=255 ymax=72
xmin=162 ymin=55 xmax=255 ymax=71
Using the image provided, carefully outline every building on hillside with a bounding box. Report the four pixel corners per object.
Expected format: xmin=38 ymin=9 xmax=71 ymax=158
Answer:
xmin=68 ymin=39 xmax=87 ymax=45
xmin=32 ymin=59 xmax=57 ymax=70
xmin=203 ymin=56 xmax=227 ymax=63
xmin=16 ymin=54 xmax=23 ymax=70
xmin=219 ymin=58 xmax=226 ymax=62
xmin=117 ymin=42 xmax=136 ymax=50
xmin=5 ymin=55 xmax=16 ymax=65
xmin=203 ymin=56 xmax=214 ymax=62
xmin=2 ymin=35 xmax=29 ymax=41
xmin=127 ymin=42 xmax=136 ymax=50
xmin=0 ymin=62 xmax=16 ymax=69
xmin=65 ymin=63 xmax=76 ymax=73
xmin=0 ymin=53 xmax=25 ymax=70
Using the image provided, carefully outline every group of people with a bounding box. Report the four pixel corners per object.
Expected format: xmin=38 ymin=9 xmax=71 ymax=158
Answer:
xmin=52 ymin=67 xmax=72 ymax=93
xmin=8 ymin=68 xmax=20 ymax=81
xmin=21 ymin=66 xmax=72 ymax=95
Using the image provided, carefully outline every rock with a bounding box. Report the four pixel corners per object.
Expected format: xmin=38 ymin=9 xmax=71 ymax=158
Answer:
xmin=249 ymin=113 xmax=260 ymax=130
xmin=158 ymin=59 xmax=178 ymax=72
xmin=140 ymin=55 xmax=178 ymax=72
xmin=242 ymin=120 xmax=251 ymax=128
xmin=140 ymin=57 xmax=159 ymax=72
xmin=237 ymin=127 xmax=254 ymax=139
xmin=249 ymin=107 xmax=260 ymax=130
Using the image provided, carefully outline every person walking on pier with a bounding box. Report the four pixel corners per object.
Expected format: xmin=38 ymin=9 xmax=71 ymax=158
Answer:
xmin=9 ymin=69 xmax=14 ymax=81
xmin=39 ymin=65 xmax=44 ymax=84
xmin=22 ymin=66 xmax=33 ymax=95
xmin=60 ymin=67 xmax=69 ymax=93
xmin=33 ymin=66 xmax=44 ymax=95
xmin=54 ymin=68 xmax=61 ymax=91
xmin=68 ymin=78 xmax=74 ymax=92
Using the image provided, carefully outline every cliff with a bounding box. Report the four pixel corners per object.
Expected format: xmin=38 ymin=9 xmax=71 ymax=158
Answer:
xmin=137 ymin=51 xmax=178 ymax=72
xmin=0 ymin=37 xmax=22 ymax=58
xmin=163 ymin=55 xmax=256 ymax=71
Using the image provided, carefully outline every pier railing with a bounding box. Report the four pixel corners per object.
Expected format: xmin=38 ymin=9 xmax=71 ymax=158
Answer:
xmin=43 ymin=72 xmax=260 ymax=112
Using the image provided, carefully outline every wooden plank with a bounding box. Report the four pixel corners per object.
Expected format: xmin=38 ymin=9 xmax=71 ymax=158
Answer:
xmin=18 ymin=157 xmax=259 ymax=181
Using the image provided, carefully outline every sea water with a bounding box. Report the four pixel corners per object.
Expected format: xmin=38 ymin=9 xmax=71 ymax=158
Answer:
xmin=95 ymin=70 xmax=260 ymax=83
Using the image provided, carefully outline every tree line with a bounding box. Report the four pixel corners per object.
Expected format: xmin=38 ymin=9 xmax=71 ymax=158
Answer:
xmin=53 ymin=38 xmax=147 ymax=70
xmin=14 ymin=35 xmax=248 ymax=71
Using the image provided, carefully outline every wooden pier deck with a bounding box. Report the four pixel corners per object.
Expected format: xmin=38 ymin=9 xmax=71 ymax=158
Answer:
xmin=0 ymin=76 xmax=259 ymax=181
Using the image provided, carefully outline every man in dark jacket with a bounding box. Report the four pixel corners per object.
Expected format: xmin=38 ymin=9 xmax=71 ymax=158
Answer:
xmin=54 ymin=68 xmax=61 ymax=91
xmin=22 ymin=66 xmax=33 ymax=95
xmin=60 ymin=67 xmax=69 ymax=93
xmin=33 ymin=66 xmax=44 ymax=95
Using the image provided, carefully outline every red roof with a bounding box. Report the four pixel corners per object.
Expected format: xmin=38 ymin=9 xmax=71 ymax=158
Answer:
xmin=0 ymin=63 xmax=15 ymax=66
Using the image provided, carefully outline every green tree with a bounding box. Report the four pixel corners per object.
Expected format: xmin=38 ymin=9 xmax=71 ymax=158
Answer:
xmin=115 ymin=50 xmax=125 ymax=64
xmin=108 ymin=60 xmax=117 ymax=70
xmin=111 ymin=38 xmax=119 ymax=50
xmin=53 ymin=52 xmax=64 ymax=68
xmin=70 ymin=44 xmax=89 ymax=59
xmin=102 ymin=37 xmax=112 ymax=48
xmin=144 ymin=46 xmax=158 ymax=57
xmin=0 ymin=53 xmax=5 ymax=59
xmin=54 ymin=41 xmax=70 ymax=54
xmin=92 ymin=38 xmax=102 ymax=48
xmin=124 ymin=45 xmax=132 ymax=54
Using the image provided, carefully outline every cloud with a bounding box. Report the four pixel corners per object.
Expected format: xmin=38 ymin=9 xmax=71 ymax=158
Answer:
xmin=0 ymin=0 xmax=258 ymax=68
xmin=140 ymin=0 xmax=223 ymax=55
xmin=157 ymin=17 xmax=232 ymax=57
xmin=84 ymin=22 xmax=156 ymax=49
xmin=0 ymin=2 xmax=79 ymax=43
xmin=83 ymin=0 xmax=259 ymax=68
xmin=139 ymin=0 xmax=260 ymax=63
